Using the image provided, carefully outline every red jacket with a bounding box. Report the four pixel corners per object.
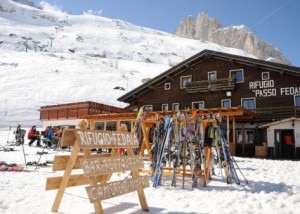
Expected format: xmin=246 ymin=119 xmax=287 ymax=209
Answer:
xmin=28 ymin=128 xmax=36 ymax=138
xmin=285 ymin=135 xmax=292 ymax=145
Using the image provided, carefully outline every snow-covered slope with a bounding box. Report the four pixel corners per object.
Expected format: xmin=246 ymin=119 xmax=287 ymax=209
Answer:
xmin=0 ymin=0 xmax=256 ymax=127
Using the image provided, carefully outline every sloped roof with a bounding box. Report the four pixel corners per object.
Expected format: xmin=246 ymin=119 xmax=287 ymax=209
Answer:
xmin=259 ymin=117 xmax=300 ymax=128
xmin=118 ymin=49 xmax=300 ymax=104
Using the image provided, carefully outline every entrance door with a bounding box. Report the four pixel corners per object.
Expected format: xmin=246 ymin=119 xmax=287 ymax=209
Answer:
xmin=274 ymin=129 xmax=295 ymax=159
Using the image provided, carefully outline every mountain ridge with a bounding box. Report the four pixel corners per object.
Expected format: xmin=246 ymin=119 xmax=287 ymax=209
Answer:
xmin=174 ymin=12 xmax=291 ymax=65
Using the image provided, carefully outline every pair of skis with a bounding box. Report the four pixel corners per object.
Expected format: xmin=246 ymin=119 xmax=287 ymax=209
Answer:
xmin=152 ymin=116 xmax=173 ymax=187
xmin=213 ymin=114 xmax=240 ymax=185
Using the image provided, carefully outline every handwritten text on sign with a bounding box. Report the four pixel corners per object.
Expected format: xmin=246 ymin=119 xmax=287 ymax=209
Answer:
xmin=86 ymin=176 xmax=150 ymax=202
xmin=75 ymin=130 xmax=139 ymax=148
xmin=81 ymin=156 xmax=144 ymax=176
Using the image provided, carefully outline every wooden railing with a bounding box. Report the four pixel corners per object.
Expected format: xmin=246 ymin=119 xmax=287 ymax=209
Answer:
xmin=39 ymin=101 xmax=130 ymax=120
xmin=185 ymin=77 xmax=235 ymax=93
xmin=252 ymin=106 xmax=300 ymax=121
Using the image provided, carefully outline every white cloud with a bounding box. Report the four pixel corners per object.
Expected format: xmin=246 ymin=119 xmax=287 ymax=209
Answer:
xmin=38 ymin=1 xmax=63 ymax=13
xmin=83 ymin=9 xmax=103 ymax=16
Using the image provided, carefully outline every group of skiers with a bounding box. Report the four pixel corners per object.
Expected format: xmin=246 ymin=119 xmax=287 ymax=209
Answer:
xmin=16 ymin=124 xmax=63 ymax=148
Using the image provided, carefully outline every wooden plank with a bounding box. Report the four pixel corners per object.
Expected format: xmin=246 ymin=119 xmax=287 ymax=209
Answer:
xmin=61 ymin=129 xmax=76 ymax=147
xmin=75 ymin=129 xmax=139 ymax=149
xmin=80 ymin=155 xmax=144 ymax=176
xmin=85 ymin=176 xmax=150 ymax=202
xmin=46 ymin=173 xmax=104 ymax=190
xmin=52 ymin=153 xmax=111 ymax=171
xmin=138 ymin=168 xmax=204 ymax=178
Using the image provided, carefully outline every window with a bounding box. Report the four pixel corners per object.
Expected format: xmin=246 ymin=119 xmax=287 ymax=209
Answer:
xmin=95 ymin=122 xmax=105 ymax=130
xmin=237 ymin=130 xmax=254 ymax=144
xmin=162 ymin=104 xmax=168 ymax=111
xmin=144 ymin=105 xmax=153 ymax=112
xmin=241 ymin=98 xmax=256 ymax=109
xmin=106 ymin=121 xmax=117 ymax=131
xmin=192 ymin=101 xmax=204 ymax=109
xmin=295 ymin=95 xmax=300 ymax=106
xmin=230 ymin=69 xmax=244 ymax=83
xmin=172 ymin=103 xmax=179 ymax=110
xmin=165 ymin=83 xmax=171 ymax=90
xmin=208 ymin=71 xmax=217 ymax=80
xmin=222 ymin=99 xmax=231 ymax=108
xmin=262 ymin=72 xmax=269 ymax=80
xmin=180 ymin=75 xmax=192 ymax=89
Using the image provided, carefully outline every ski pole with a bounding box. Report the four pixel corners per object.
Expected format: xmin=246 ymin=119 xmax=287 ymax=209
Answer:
xmin=231 ymin=156 xmax=249 ymax=184
xmin=21 ymin=143 xmax=27 ymax=169
xmin=35 ymin=145 xmax=47 ymax=170
xmin=6 ymin=126 xmax=11 ymax=145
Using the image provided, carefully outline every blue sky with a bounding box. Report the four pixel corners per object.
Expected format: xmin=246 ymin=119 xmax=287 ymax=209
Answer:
xmin=31 ymin=0 xmax=299 ymax=67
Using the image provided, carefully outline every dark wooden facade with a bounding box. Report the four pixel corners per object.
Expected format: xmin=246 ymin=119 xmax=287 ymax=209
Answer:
xmin=39 ymin=101 xmax=130 ymax=121
xmin=118 ymin=49 xmax=300 ymax=158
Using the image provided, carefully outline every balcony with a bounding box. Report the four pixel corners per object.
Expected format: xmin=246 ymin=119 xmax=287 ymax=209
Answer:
xmin=253 ymin=106 xmax=300 ymax=122
xmin=185 ymin=77 xmax=235 ymax=94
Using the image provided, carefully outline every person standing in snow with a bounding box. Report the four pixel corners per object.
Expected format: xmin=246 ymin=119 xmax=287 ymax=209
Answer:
xmin=15 ymin=124 xmax=25 ymax=145
xmin=47 ymin=126 xmax=55 ymax=147
xmin=28 ymin=125 xmax=41 ymax=147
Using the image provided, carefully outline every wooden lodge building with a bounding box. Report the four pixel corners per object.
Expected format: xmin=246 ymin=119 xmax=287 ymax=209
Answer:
xmin=39 ymin=101 xmax=130 ymax=129
xmin=117 ymin=49 xmax=300 ymax=159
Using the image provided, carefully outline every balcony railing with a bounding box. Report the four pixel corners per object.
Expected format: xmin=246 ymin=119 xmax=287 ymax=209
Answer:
xmin=185 ymin=77 xmax=235 ymax=93
xmin=252 ymin=106 xmax=300 ymax=122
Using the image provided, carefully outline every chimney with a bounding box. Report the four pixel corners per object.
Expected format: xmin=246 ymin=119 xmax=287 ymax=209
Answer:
xmin=141 ymin=78 xmax=151 ymax=84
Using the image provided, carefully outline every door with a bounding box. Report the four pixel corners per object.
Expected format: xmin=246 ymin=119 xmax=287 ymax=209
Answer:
xmin=282 ymin=129 xmax=295 ymax=159
xmin=274 ymin=129 xmax=295 ymax=159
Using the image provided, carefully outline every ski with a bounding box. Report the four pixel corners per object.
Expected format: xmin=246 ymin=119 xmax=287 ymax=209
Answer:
xmin=214 ymin=114 xmax=240 ymax=185
xmin=152 ymin=116 xmax=173 ymax=187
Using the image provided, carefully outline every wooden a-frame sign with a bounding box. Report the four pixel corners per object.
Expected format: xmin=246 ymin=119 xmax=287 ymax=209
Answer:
xmin=46 ymin=128 xmax=149 ymax=214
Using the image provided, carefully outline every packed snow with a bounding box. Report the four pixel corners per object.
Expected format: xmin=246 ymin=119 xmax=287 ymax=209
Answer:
xmin=0 ymin=127 xmax=299 ymax=214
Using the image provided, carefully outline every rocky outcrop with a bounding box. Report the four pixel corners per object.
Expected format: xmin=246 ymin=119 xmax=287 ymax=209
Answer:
xmin=174 ymin=12 xmax=291 ymax=65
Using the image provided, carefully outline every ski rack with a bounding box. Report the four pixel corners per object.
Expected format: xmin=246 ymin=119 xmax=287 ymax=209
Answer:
xmin=80 ymin=106 xmax=253 ymax=188
xmin=45 ymin=125 xmax=149 ymax=214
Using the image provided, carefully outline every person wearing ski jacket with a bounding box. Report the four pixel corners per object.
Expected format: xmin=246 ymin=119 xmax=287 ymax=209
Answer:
xmin=15 ymin=124 xmax=26 ymax=145
xmin=47 ymin=126 xmax=55 ymax=143
xmin=41 ymin=126 xmax=54 ymax=147
xmin=28 ymin=125 xmax=41 ymax=147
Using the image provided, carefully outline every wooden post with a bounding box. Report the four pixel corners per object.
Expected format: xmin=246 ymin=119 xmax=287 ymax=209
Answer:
xmin=127 ymin=148 xmax=149 ymax=211
xmin=233 ymin=116 xmax=236 ymax=145
xmin=140 ymin=122 xmax=152 ymax=160
xmin=242 ymin=123 xmax=245 ymax=156
xmin=226 ymin=116 xmax=230 ymax=143
xmin=51 ymin=140 xmax=80 ymax=212
xmin=201 ymin=146 xmax=212 ymax=187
